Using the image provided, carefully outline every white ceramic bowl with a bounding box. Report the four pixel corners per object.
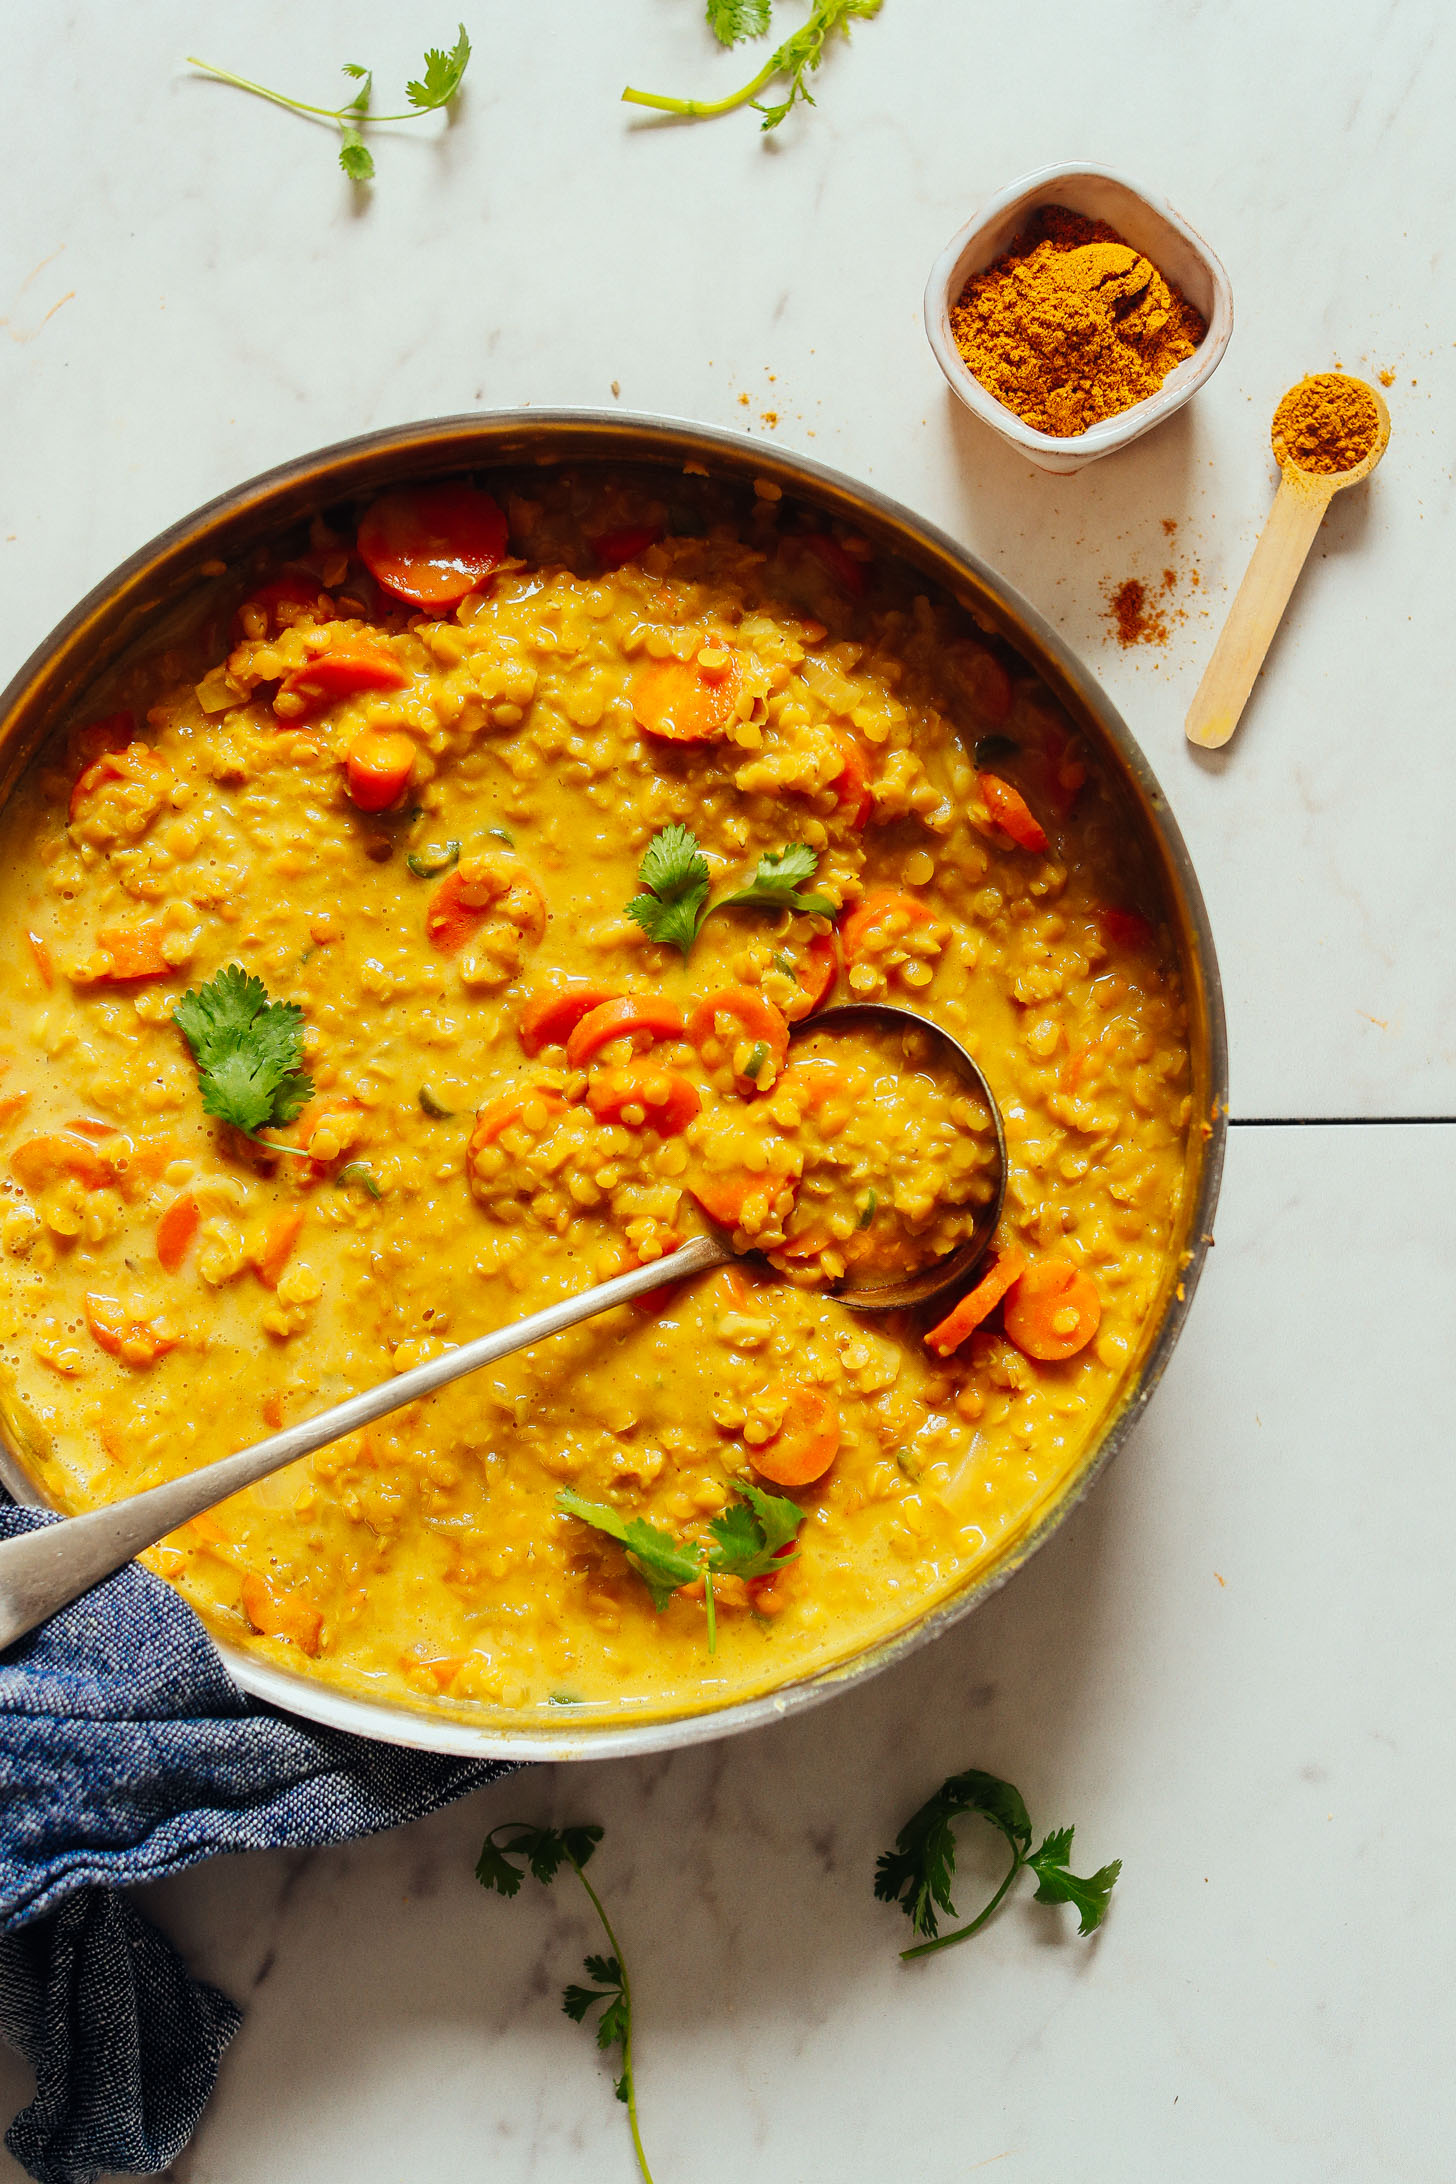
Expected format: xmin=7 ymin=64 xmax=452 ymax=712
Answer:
xmin=924 ymin=163 xmax=1234 ymax=475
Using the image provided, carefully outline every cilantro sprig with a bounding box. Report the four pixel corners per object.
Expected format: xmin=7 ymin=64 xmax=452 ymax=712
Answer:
xmin=558 ymin=1481 xmax=803 ymax=1651
xmin=173 ymin=965 xmax=314 ymax=1152
xmin=624 ymin=0 xmax=882 ymax=131
xmin=625 ymin=824 xmax=833 ymax=960
xmin=188 ymin=26 xmax=471 ymax=182
xmin=875 ymin=1767 xmax=1122 ymax=1961
xmin=476 ymin=1823 xmax=654 ymax=2183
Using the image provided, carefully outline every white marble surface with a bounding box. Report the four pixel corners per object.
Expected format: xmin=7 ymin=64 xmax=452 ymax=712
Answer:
xmin=2 ymin=2 xmax=1454 ymax=2177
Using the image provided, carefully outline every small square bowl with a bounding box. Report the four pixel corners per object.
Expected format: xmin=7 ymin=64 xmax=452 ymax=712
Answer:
xmin=924 ymin=163 xmax=1234 ymax=475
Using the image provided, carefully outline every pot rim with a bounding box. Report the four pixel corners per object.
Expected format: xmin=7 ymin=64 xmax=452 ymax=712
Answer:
xmin=0 ymin=408 xmax=1228 ymax=1760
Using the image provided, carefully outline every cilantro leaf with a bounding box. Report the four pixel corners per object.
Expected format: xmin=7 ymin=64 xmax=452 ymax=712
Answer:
xmin=406 ymin=24 xmax=472 ymax=110
xmin=876 ymin=1767 xmax=1118 ymax=1961
xmin=188 ymin=27 xmax=470 ymax=184
xmin=173 ymin=964 xmax=315 ymax=1138
xmin=707 ymin=1481 xmax=804 ymax=1581
xmin=624 ymin=0 xmax=881 ymax=130
xmin=338 ymin=127 xmax=375 ymax=181
xmin=477 ymin=1820 xmax=651 ymax=2166
xmin=1028 ymin=1827 xmax=1123 ymax=1936
xmin=719 ymin=841 xmax=835 ymax=918
xmin=707 ymin=0 xmax=772 ymax=43
xmin=625 ymin=822 xmax=712 ymax=958
xmin=557 ymin=1488 xmax=703 ymax=1610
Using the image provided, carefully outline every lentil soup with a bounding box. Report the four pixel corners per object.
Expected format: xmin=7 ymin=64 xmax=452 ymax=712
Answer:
xmin=0 ymin=464 xmax=1192 ymax=1726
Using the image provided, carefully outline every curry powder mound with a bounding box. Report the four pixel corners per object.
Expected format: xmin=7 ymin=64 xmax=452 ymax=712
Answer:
xmin=949 ymin=206 xmax=1207 ymax=439
xmin=1271 ymin=373 xmax=1381 ymax=475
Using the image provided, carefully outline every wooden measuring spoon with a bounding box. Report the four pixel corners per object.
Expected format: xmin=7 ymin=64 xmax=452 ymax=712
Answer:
xmin=1185 ymin=373 xmax=1390 ymax=750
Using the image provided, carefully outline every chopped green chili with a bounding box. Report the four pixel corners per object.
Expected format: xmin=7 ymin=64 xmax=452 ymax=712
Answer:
xmin=484 ymin=825 xmax=515 ymax=847
xmin=406 ymin=840 xmax=461 ymax=878
xmin=858 ymin=1188 xmax=878 ymax=1228
xmin=336 ymin=1161 xmax=383 ymax=1199
xmin=974 ymin=735 xmax=1020 ymax=767
xmin=418 ymin=1086 xmax=454 ymax=1119
xmin=742 ymin=1039 xmax=769 ymax=1080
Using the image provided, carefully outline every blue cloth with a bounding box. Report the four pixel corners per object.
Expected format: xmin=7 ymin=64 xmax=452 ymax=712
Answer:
xmin=0 ymin=1502 xmax=514 ymax=2183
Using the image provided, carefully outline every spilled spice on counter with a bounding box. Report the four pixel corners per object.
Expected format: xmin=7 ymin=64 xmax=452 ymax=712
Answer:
xmin=949 ymin=207 xmax=1207 ymax=437
xmin=1105 ymin=578 xmax=1168 ymax=647
xmin=1271 ymin=373 xmax=1382 ymax=475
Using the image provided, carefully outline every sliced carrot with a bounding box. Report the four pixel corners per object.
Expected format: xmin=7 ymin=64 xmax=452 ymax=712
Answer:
xmin=252 ymin=1208 xmax=304 ymax=1290
xmin=65 ymin=1119 xmax=118 ymax=1141
xmin=632 ymin=649 xmax=741 ymax=743
xmin=469 ymin=1089 xmax=567 ymax=1151
xmin=591 ymin=524 xmax=662 ymax=569
xmin=566 ymin=996 xmax=685 ymax=1070
xmin=951 ymin=640 xmax=1014 ymax=724
xmin=517 ymin=981 xmax=621 ymax=1057
xmin=67 ymin=710 xmax=135 ymax=777
xmin=11 ymin=1134 xmax=112 ymax=1191
xmin=155 ymin=1193 xmax=200 ymax=1273
xmin=0 ymin=1093 xmax=31 ymax=1132
xmin=260 ymin=1392 xmax=287 ymax=1431
xmin=405 ymin=1653 xmax=466 ymax=1692
xmin=687 ymin=987 xmax=790 ymax=1073
xmin=93 ymin=923 xmax=172 ymax=982
xmin=690 ymin=1171 xmax=796 ymax=1232
xmin=1003 ymin=1257 xmax=1102 ymax=1362
xmin=925 ymin=1247 xmax=1028 ymax=1357
xmin=752 ymin=1384 xmax=841 ymax=1487
xmin=69 ymin=741 xmax=169 ymax=825
xmin=357 ymin=484 xmax=509 ymax=611
xmin=84 ymin=1294 xmax=179 ymax=1368
xmin=240 ymin=1573 xmax=324 ymax=1656
xmin=774 ymin=1057 xmax=852 ymax=1112
xmin=613 ymin=1232 xmax=688 ymax=1318
xmin=345 ymin=728 xmax=416 ymax=812
xmin=588 ymin=1066 xmax=702 ymax=1135
xmin=425 ymin=859 xmax=545 ymax=955
xmin=978 ymin=773 xmax=1049 ymax=853
xmin=1100 ymin=906 xmax=1156 ymax=951
xmin=26 ymin=933 xmax=53 ymax=988
xmin=781 ymin=930 xmax=839 ymax=1022
xmin=838 ymin=887 xmax=937 ymax=962
xmin=801 ymin=532 xmax=867 ymax=595
xmin=278 ymin=642 xmax=409 ymax=720
xmin=830 ymin=733 xmax=873 ymax=827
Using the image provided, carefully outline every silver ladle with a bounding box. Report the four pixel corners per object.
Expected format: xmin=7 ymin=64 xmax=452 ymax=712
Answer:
xmin=0 ymin=1004 xmax=1004 ymax=1651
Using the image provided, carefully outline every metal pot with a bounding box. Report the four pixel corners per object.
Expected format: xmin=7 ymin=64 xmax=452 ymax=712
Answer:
xmin=0 ymin=412 xmax=1227 ymax=1759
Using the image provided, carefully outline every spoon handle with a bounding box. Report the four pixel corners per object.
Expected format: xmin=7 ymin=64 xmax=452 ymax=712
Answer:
xmin=0 ymin=1231 xmax=730 ymax=1653
xmin=1185 ymin=468 xmax=1336 ymax=750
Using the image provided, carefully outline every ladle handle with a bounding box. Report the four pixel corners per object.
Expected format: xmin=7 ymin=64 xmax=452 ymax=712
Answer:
xmin=0 ymin=1231 xmax=730 ymax=1653
xmin=1185 ymin=468 xmax=1336 ymax=750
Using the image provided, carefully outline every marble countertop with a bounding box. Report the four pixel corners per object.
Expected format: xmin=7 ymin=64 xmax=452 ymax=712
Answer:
xmin=1 ymin=2 xmax=1452 ymax=2176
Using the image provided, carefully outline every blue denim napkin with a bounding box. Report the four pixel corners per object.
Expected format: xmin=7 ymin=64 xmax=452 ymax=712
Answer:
xmin=0 ymin=1502 xmax=514 ymax=2184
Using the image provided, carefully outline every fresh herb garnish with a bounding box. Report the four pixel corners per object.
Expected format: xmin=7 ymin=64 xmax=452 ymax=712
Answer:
xmin=476 ymin=1822 xmax=654 ymax=2183
xmin=624 ymin=822 xmax=711 ymax=958
xmin=406 ymin=840 xmax=461 ymax=878
xmin=624 ymin=0 xmax=882 ymax=131
xmin=706 ymin=0 xmax=773 ymax=41
xmin=875 ymin=1767 xmax=1122 ymax=1961
xmin=173 ymin=965 xmax=314 ymax=1152
xmin=187 ymin=25 xmax=471 ymax=182
xmin=625 ymin=824 xmax=833 ymax=960
xmin=558 ymin=1481 xmax=804 ymax=1651
xmin=719 ymin=841 xmax=836 ymax=918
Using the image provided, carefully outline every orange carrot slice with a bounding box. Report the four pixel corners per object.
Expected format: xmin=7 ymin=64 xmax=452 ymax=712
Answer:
xmin=84 ymin=1294 xmax=179 ymax=1368
xmin=687 ymin=987 xmax=789 ymax=1072
xmin=345 ymin=728 xmax=416 ymax=812
xmin=240 ymin=1573 xmax=324 ymax=1655
xmin=156 ymin=1193 xmax=200 ymax=1274
xmin=252 ymin=1208 xmax=305 ymax=1290
xmin=565 ymin=996 xmax=685 ymax=1070
xmin=838 ymin=888 xmax=937 ymax=962
xmin=587 ymin=1066 xmax=701 ymax=1135
xmin=752 ymin=1385 xmax=841 ymax=1487
xmin=632 ymin=649 xmax=741 ymax=742
xmin=978 ymin=773 xmax=1049 ymax=853
xmin=1003 ymin=1257 xmax=1102 ymax=1361
xmin=781 ymin=930 xmax=839 ymax=1022
xmin=925 ymin=1248 xmax=1028 ymax=1358
xmin=94 ymin=923 xmax=171 ymax=981
xmin=279 ymin=643 xmax=408 ymax=720
xmin=830 ymin=733 xmax=873 ymax=827
xmin=469 ymin=1089 xmax=567 ymax=1151
xmin=357 ymin=484 xmax=508 ymax=611
xmin=517 ymin=981 xmax=621 ymax=1057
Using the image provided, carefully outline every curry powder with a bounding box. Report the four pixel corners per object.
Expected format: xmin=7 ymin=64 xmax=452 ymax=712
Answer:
xmin=1271 ymin=373 xmax=1381 ymax=475
xmin=949 ymin=206 xmax=1207 ymax=439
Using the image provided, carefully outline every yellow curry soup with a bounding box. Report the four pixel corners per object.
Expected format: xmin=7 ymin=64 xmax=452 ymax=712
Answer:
xmin=0 ymin=468 xmax=1191 ymax=1721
